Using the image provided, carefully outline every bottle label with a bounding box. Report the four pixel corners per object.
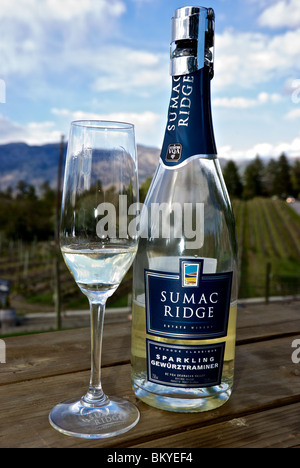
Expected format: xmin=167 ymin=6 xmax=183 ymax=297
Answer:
xmin=160 ymin=67 xmax=217 ymax=169
xmin=147 ymin=339 xmax=225 ymax=388
xmin=145 ymin=259 xmax=232 ymax=340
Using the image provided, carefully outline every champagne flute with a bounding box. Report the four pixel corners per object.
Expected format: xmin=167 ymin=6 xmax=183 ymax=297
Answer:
xmin=49 ymin=120 xmax=140 ymax=439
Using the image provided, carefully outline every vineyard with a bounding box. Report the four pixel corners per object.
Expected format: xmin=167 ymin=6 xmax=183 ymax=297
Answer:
xmin=0 ymin=240 xmax=131 ymax=313
xmin=233 ymin=198 xmax=300 ymax=299
xmin=0 ymin=197 xmax=299 ymax=317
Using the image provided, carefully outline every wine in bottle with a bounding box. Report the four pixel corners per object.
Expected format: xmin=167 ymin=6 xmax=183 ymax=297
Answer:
xmin=131 ymin=6 xmax=238 ymax=413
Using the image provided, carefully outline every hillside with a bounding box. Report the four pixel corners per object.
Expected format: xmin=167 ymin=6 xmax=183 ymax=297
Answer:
xmin=0 ymin=142 xmax=160 ymax=192
xmin=2 ymin=142 xmax=297 ymax=196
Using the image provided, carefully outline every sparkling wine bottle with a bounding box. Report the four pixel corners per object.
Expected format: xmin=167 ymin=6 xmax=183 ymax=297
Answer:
xmin=131 ymin=6 xmax=238 ymax=413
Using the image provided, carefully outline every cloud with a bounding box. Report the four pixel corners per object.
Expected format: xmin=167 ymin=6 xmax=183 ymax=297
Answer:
xmin=285 ymin=108 xmax=300 ymax=120
xmin=258 ymin=0 xmax=300 ymax=29
xmin=0 ymin=0 xmax=169 ymax=103
xmin=51 ymin=108 xmax=164 ymax=147
xmin=214 ymin=27 xmax=300 ymax=90
xmin=0 ymin=0 xmax=127 ymax=77
xmin=91 ymin=47 xmax=169 ymax=95
xmin=213 ymin=92 xmax=282 ymax=109
xmin=0 ymin=0 xmax=125 ymax=22
xmin=3 ymin=1 xmax=300 ymax=99
xmin=0 ymin=115 xmax=23 ymax=142
xmin=0 ymin=108 xmax=165 ymax=147
xmin=220 ymin=137 xmax=300 ymax=160
xmin=0 ymin=114 xmax=62 ymax=145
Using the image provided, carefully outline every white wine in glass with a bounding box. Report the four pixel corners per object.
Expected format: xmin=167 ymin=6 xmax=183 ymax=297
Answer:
xmin=49 ymin=120 xmax=140 ymax=439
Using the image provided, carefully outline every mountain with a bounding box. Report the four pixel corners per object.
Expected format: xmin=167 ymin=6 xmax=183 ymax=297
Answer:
xmin=2 ymin=142 xmax=295 ymax=194
xmin=0 ymin=142 xmax=160 ymax=192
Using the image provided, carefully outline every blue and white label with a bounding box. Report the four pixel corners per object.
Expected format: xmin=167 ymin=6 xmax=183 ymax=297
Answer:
xmin=145 ymin=259 xmax=232 ymax=340
xmin=147 ymin=340 xmax=225 ymax=388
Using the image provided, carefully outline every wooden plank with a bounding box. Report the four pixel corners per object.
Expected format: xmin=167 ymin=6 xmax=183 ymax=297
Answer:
xmin=1 ymin=301 xmax=299 ymax=387
xmin=0 ymin=336 xmax=300 ymax=448
xmin=133 ymin=403 xmax=300 ymax=448
xmin=237 ymin=300 xmax=300 ymax=343
xmin=0 ymin=321 xmax=132 ymax=385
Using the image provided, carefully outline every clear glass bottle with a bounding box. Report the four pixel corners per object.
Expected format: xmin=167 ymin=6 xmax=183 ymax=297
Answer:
xmin=131 ymin=6 xmax=238 ymax=413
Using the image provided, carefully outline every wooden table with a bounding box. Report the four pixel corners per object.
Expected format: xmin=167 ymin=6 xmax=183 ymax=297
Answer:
xmin=0 ymin=300 xmax=300 ymax=449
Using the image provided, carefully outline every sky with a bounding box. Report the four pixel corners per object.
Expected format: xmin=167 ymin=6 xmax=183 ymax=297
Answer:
xmin=1 ymin=0 xmax=300 ymax=161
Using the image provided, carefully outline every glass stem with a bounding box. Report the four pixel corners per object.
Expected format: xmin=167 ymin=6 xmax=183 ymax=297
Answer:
xmin=82 ymin=297 xmax=108 ymax=407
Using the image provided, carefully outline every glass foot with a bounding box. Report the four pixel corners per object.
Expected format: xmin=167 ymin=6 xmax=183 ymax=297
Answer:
xmin=49 ymin=396 xmax=140 ymax=439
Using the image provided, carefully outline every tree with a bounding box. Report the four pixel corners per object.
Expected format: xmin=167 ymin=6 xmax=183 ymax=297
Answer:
xmin=16 ymin=180 xmax=37 ymax=201
xmin=263 ymin=158 xmax=278 ymax=196
xmin=242 ymin=156 xmax=265 ymax=199
xmin=291 ymin=159 xmax=300 ymax=198
xmin=39 ymin=181 xmax=56 ymax=211
xmin=0 ymin=180 xmax=56 ymax=242
xmin=222 ymin=161 xmax=243 ymax=198
xmin=272 ymin=153 xmax=292 ymax=198
xmin=139 ymin=177 xmax=152 ymax=203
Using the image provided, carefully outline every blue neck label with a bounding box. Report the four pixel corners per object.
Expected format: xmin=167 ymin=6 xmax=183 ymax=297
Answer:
xmin=160 ymin=67 xmax=217 ymax=168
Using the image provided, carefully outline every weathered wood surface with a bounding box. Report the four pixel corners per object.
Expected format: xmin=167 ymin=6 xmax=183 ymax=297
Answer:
xmin=0 ymin=300 xmax=299 ymax=448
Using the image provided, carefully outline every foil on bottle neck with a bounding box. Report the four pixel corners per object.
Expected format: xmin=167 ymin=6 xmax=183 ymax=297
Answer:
xmin=170 ymin=6 xmax=215 ymax=78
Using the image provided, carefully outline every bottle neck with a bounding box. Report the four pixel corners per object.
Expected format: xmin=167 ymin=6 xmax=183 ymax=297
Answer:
xmin=160 ymin=66 xmax=217 ymax=169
